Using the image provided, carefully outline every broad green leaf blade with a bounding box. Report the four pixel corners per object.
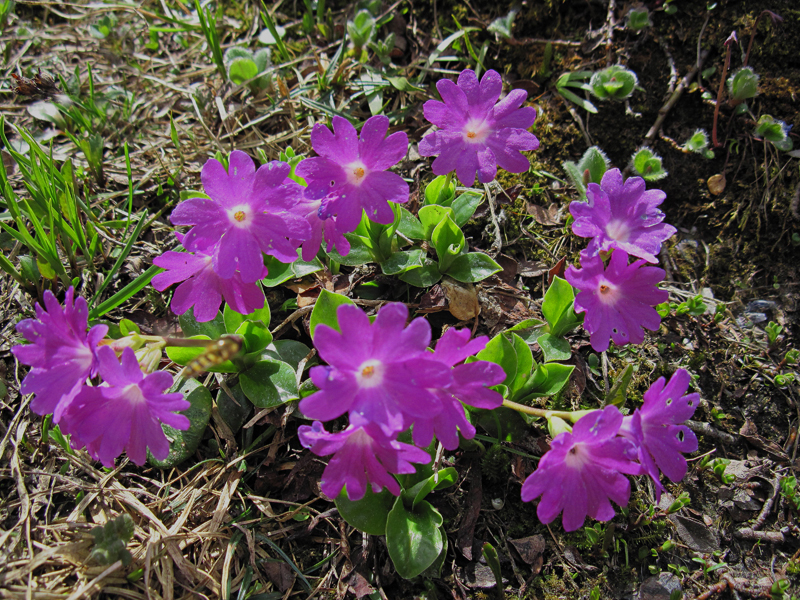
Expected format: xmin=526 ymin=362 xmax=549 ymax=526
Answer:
xmin=262 ymin=253 xmax=324 ymax=287
xmin=380 ymin=248 xmax=425 ymax=275
xmin=335 ymin=487 xmax=394 ymax=535
xmin=508 ymin=333 xmax=533 ymax=399
xmin=148 ymin=378 xmax=212 ymax=468
xmin=452 ymin=191 xmax=483 ymax=226
xmin=476 ymin=331 xmax=518 ymax=389
xmin=518 ymin=363 xmax=575 ymax=399
xmin=234 ymin=320 xmax=273 ymax=355
xmin=397 ymin=207 xmax=426 ymax=240
xmin=216 ymin=382 xmax=253 ymax=434
xmin=386 ymin=498 xmax=444 ymax=579
xmin=537 ymin=332 xmax=572 ymax=363
xmin=431 ymin=214 xmax=465 ymax=273
xmin=418 ymin=205 xmax=453 ymax=240
xmin=398 ymin=260 xmax=442 ymax=287
xmin=506 ymin=318 xmax=547 ymax=344
xmin=178 ymin=307 xmax=226 ymax=339
xmin=326 ymin=233 xmax=374 ymax=266
xmin=409 ymin=467 xmax=458 ymax=510
xmin=446 ymin=252 xmax=502 ymax=283
xmin=309 ymin=289 xmax=355 ymax=337
xmin=273 ymin=339 xmax=312 ymax=370
xmin=239 ymin=359 xmax=299 ymax=408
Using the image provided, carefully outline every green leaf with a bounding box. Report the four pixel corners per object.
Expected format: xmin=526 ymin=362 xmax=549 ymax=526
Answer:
xmin=518 ymin=363 xmax=574 ymax=399
xmin=542 ymin=276 xmax=582 ymax=336
xmin=537 ymin=333 xmax=571 ymax=362
xmin=381 ymin=248 xmax=425 ymax=275
xmin=239 ymin=359 xmax=299 ymax=408
xmin=273 ymin=339 xmax=312 ymax=370
xmin=452 ymin=191 xmax=483 ymax=226
xmin=397 ymin=207 xmax=426 ymax=240
xmin=507 ymin=333 xmax=533 ymax=399
xmin=234 ymin=320 xmax=273 ymax=354
xmin=418 ymin=205 xmax=453 ymax=240
xmin=605 ymin=364 xmax=634 ymax=408
xmin=431 ymin=214 xmax=465 ymax=272
xmin=445 ymin=252 xmax=502 ymax=283
xmin=149 ymin=378 xmax=212 ymax=468
xmin=119 ymin=319 xmax=140 ymax=336
xmin=89 ymin=264 xmax=161 ymax=320
xmin=557 ymin=86 xmax=598 ymax=114
xmin=309 ymin=289 xmax=355 ymax=337
xmin=386 ymin=497 xmax=444 ymax=579
xmin=398 ymin=259 xmax=442 ymax=287
xmin=179 ymin=308 xmax=226 ymax=339
xmin=228 ymin=57 xmax=259 ymax=85
xmin=386 ymin=75 xmax=424 ymax=92
xmin=262 ymin=252 xmax=324 ymax=287
xmin=406 ymin=467 xmax=458 ymax=510
xmin=424 ymin=175 xmax=455 ymax=206
xmin=164 ymin=336 xmax=240 ymax=373
xmin=506 ymin=318 xmax=547 ymax=344
xmin=475 ymin=406 xmax=531 ymax=441
xmin=217 ymin=382 xmax=253 ymax=434
xmin=335 ymin=487 xmax=394 ymax=535
xmin=326 ymin=233 xmax=373 ymax=266
xmin=476 ymin=332 xmax=518 ymax=389
xmin=487 ymin=8 xmax=518 ymax=38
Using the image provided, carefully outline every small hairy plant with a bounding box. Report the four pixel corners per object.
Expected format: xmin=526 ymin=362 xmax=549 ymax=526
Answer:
xmin=753 ymin=114 xmax=793 ymax=151
xmin=590 ymin=65 xmax=638 ymax=101
xmin=630 ymin=147 xmax=668 ymax=181
xmin=727 ymin=66 xmax=759 ymax=105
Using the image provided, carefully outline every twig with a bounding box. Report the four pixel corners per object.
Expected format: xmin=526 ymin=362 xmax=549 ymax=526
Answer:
xmin=684 ymin=420 xmax=739 ymax=445
xmin=751 ymin=477 xmax=780 ymax=531
xmin=711 ymin=33 xmax=737 ymax=149
xmin=604 ymin=0 xmax=616 ymax=65
xmin=644 ymin=49 xmax=710 ymax=147
xmin=483 ymin=183 xmax=503 ymax=256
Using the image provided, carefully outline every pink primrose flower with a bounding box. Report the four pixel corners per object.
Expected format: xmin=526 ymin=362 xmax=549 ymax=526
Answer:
xmin=521 ymin=406 xmax=641 ymax=532
xmin=570 ymin=169 xmax=677 ymax=264
xmin=169 ymin=150 xmax=311 ymax=282
xmin=152 ymin=234 xmax=267 ymax=322
xmin=566 ymin=250 xmax=668 ymax=352
xmin=295 ymin=115 xmax=409 ymax=234
xmin=620 ymin=369 xmax=699 ymax=501
xmin=300 ymin=303 xmax=450 ymax=436
xmin=291 ymin=195 xmax=351 ymax=261
xmin=419 ymin=69 xmax=539 ymax=186
xmin=411 ymin=328 xmax=506 ymax=450
xmin=12 ymin=287 xmax=107 ymax=421
xmin=298 ymin=419 xmax=431 ymax=501
xmin=61 ymin=346 xmax=190 ymax=467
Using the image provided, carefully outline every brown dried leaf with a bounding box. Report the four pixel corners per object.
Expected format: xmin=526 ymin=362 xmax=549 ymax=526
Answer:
xmin=526 ymin=202 xmax=561 ymax=226
xmin=708 ymin=173 xmax=726 ymax=195
xmin=509 ymin=535 xmax=545 ymax=573
xmin=441 ymin=277 xmax=480 ymax=321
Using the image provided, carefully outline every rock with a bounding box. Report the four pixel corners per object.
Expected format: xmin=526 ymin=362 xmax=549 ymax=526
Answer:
xmin=638 ymin=572 xmax=682 ymax=600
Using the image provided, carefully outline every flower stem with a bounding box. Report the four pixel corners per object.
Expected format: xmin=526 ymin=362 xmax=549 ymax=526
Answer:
xmin=436 ymin=171 xmax=453 ymax=204
xmin=501 ymin=399 xmax=585 ymax=422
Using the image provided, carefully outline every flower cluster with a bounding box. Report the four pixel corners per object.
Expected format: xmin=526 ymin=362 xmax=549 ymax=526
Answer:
xmin=154 ymin=71 xmax=541 ymax=321
xmin=12 ymin=289 xmax=189 ymax=467
xmin=298 ymin=303 xmax=505 ymax=500
xmin=566 ymin=168 xmax=675 ymax=352
xmin=522 ymin=369 xmax=698 ymax=531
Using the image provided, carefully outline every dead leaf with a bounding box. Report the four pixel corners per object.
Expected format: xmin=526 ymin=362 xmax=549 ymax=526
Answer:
xmin=441 ymin=277 xmax=480 ymax=321
xmin=547 ymin=257 xmax=567 ymax=282
xmin=456 ymin=460 xmax=482 ymax=560
xmin=262 ymin=561 xmax=295 ymax=592
xmin=417 ymin=284 xmax=448 ymax=314
xmin=348 ymin=572 xmax=375 ymax=598
xmin=669 ymin=514 xmax=719 ymax=552
xmin=517 ymin=259 xmax=549 ymax=278
xmin=708 ymin=173 xmax=726 ymax=195
xmin=509 ymin=535 xmax=545 ymax=573
xmin=739 ymin=420 xmax=789 ymax=462
xmin=494 ymin=254 xmax=518 ymax=285
xmin=526 ymin=202 xmax=561 ymax=226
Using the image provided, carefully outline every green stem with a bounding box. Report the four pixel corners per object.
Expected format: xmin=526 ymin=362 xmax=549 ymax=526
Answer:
xmin=435 ymin=171 xmax=453 ymax=204
xmin=501 ymin=399 xmax=591 ymax=423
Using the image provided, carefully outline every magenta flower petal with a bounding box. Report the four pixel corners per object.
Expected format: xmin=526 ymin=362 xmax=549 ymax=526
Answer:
xmin=432 ymin=328 xmax=488 ymax=366
xmin=153 ymin=243 xmax=266 ymax=322
xmin=295 ymin=115 xmax=409 ymax=237
xmin=566 ymin=250 xmax=668 ymax=352
xmin=521 ymin=406 xmax=641 ymax=531
xmin=61 ymin=347 xmax=189 ymax=467
xmin=12 ymin=288 xmax=107 ymax=420
xmin=420 ymin=68 xmax=539 ymax=186
xmin=620 ymin=369 xmax=699 ymax=500
xmin=569 ymin=168 xmax=677 ymax=263
xmin=299 ymin=421 xmax=431 ymax=500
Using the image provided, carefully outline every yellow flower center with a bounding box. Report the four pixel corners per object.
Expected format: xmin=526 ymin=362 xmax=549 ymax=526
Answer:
xmin=353 ymin=167 xmax=365 ymax=179
xmin=234 ymin=210 xmax=246 ymax=222
xmin=599 ymin=284 xmax=610 ymax=294
xmin=361 ymin=365 xmax=375 ymax=378
xmin=466 ymin=131 xmax=477 ymax=139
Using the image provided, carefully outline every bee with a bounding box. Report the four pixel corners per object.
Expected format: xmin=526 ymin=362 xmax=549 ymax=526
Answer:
xmin=182 ymin=336 xmax=243 ymax=377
